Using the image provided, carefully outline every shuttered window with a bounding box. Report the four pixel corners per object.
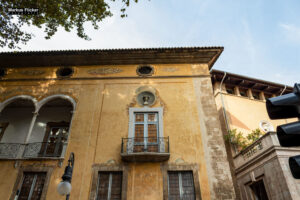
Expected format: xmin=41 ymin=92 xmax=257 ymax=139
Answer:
xmin=168 ymin=171 xmax=195 ymax=200
xmin=17 ymin=172 xmax=46 ymax=200
xmin=133 ymin=112 xmax=158 ymax=152
xmin=96 ymin=172 xmax=122 ymax=200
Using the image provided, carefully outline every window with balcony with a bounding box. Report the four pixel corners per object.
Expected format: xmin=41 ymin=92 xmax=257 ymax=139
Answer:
xmin=133 ymin=112 xmax=159 ymax=152
xmin=121 ymin=107 xmax=169 ymax=162
xmin=168 ymin=171 xmax=196 ymax=200
xmin=16 ymin=172 xmax=47 ymax=200
xmin=0 ymin=95 xmax=75 ymax=159
xmin=0 ymin=98 xmax=35 ymax=158
xmin=26 ymin=98 xmax=74 ymax=158
xmin=96 ymin=171 xmax=122 ymax=200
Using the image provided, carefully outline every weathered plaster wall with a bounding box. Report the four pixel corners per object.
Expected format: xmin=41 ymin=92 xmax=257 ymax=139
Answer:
xmin=214 ymin=92 xmax=295 ymax=135
xmin=0 ymin=63 xmax=235 ymax=200
xmin=193 ymin=74 xmax=236 ymax=199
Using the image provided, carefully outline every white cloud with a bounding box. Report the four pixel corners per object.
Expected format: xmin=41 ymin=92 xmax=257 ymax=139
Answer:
xmin=279 ymin=23 xmax=300 ymax=44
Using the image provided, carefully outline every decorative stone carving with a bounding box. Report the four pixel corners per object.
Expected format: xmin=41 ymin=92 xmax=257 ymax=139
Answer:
xmin=162 ymin=67 xmax=179 ymax=72
xmin=19 ymin=70 xmax=45 ymax=76
xmin=0 ymin=86 xmax=80 ymax=102
xmin=126 ymin=86 xmax=167 ymax=113
xmin=87 ymin=68 xmax=123 ymax=75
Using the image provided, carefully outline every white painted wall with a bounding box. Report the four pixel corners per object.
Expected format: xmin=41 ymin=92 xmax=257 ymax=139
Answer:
xmin=0 ymin=107 xmax=34 ymax=143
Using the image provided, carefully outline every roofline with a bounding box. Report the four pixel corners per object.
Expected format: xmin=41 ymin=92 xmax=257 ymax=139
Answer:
xmin=0 ymin=47 xmax=223 ymax=69
xmin=211 ymin=69 xmax=293 ymax=90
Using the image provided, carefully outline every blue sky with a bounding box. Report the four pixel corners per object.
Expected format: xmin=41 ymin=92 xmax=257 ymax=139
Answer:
xmin=2 ymin=0 xmax=300 ymax=86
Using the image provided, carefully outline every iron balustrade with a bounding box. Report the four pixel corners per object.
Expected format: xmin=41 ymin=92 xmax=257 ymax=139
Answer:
xmin=0 ymin=143 xmax=22 ymax=158
xmin=121 ymin=137 xmax=169 ymax=154
xmin=0 ymin=141 xmax=68 ymax=159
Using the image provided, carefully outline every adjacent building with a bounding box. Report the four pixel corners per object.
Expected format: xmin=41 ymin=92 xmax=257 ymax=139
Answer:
xmin=211 ymin=70 xmax=300 ymax=200
xmin=0 ymin=47 xmax=236 ymax=200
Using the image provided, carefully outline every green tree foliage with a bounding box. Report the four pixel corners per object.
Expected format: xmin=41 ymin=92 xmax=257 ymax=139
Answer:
xmin=0 ymin=0 xmax=139 ymax=49
xmin=224 ymin=128 xmax=264 ymax=151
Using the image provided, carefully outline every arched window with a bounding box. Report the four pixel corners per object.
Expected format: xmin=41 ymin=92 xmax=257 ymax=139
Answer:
xmin=0 ymin=98 xmax=35 ymax=143
xmin=27 ymin=97 xmax=74 ymax=158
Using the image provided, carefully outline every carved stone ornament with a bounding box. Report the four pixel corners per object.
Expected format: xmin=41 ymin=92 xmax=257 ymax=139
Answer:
xmin=19 ymin=70 xmax=45 ymax=76
xmin=87 ymin=68 xmax=123 ymax=75
xmin=162 ymin=67 xmax=179 ymax=72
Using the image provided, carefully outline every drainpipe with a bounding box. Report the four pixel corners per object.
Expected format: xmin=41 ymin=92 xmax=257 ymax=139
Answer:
xmin=280 ymin=85 xmax=287 ymax=96
xmin=220 ymin=72 xmax=230 ymax=131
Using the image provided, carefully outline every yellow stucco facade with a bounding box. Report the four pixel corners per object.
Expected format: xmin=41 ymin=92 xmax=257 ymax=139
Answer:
xmin=0 ymin=48 xmax=236 ymax=200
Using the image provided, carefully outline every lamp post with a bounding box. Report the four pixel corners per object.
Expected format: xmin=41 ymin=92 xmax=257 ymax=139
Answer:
xmin=57 ymin=152 xmax=74 ymax=200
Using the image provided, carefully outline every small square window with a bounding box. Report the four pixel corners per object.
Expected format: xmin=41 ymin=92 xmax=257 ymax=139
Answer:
xmin=226 ymin=87 xmax=234 ymax=94
xmin=252 ymin=91 xmax=260 ymax=100
xmin=239 ymin=88 xmax=248 ymax=97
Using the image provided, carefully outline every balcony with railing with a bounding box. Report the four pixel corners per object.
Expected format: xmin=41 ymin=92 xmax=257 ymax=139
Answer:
xmin=0 ymin=141 xmax=67 ymax=160
xmin=232 ymin=131 xmax=298 ymax=172
xmin=121 ymin=137 xmax=170 ymax=162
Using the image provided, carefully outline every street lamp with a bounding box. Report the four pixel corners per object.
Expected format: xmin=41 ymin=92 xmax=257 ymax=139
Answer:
xmin=57 ymin=152 xmax=74 ymax=200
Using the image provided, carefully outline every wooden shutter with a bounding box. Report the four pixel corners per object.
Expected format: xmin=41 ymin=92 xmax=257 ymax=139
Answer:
xmin=168 ymin=172 xmax=181 ymax=200
xmin=97 ymin=172 xmax=122 ymax=200
xmin=181 ymin=172 xmax=195 ymax=200
xmin=110 ymin=172 xmax=122 ymax=200
xmin=97 ymin=172 xmax=110 ymax=200
xmin=18 ymin=172 xmax=46 ymax=200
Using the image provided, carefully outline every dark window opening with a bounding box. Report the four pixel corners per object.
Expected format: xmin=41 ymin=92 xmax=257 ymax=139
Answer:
xmin=39 ymin=122 xmax=69 ymax=157
xmin=239 ymin=89 xmax=248 ymax=97
xmin=226 ymin=87 xmax=234 ymax=94
xmin=17 ymin=172 xmax=46 ymax=200
xmin=96 ymin=171 xmax=122 ymax=200
xmin=168 ymin=171 xmax=195 ymax=200
xmin=249 ymin=179 xmax=269 ymax=200
xmin=56 ymin=67 xmax=74 ymax=78
xmin=137 ymin=66 xmax=154 ymax=76
xmin=0 ymin=68 xmax=6 ymax=78
xmin=252 ymin=91 xmax=260 ymax=100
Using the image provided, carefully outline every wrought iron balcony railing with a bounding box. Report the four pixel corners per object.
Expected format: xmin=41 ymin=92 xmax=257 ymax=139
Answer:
xmin=0 ymin=143 xmax=23 ymax=159
xmin=121 ymin=137 xmax=170 ymax=162
xmin=0 ymin=142 xmax=67 ymax=159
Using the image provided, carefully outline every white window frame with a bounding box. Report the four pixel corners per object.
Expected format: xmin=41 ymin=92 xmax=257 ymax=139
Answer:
xmin=128 ymin=107 xmax=164 ymax=153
